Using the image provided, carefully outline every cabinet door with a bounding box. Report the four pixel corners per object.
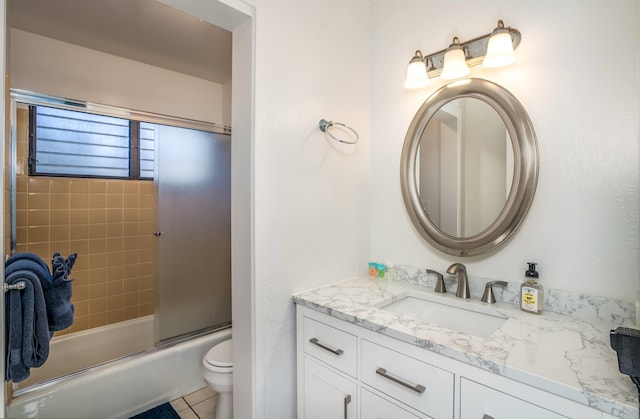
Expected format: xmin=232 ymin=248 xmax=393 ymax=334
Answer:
xmin=304 ymin=356 xmax=357 ymax=419
xmin=361 ymin=387 xmax=429 ymax=419
xmin=461 ymin=378 xmax=567 ymax=419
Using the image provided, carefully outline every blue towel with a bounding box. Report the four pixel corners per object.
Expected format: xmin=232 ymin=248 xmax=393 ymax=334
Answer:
xmin=47 ymin=253 xmax=76 ymax=331
xmin=5 ymin=270 xmax=50 ymax=382
xmin=5 ymin=252 xmax=76 ymax=332
xmin=5 ymin=252 xmax=51 ymax=275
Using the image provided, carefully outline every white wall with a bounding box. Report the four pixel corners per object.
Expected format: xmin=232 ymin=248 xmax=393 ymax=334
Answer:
xmin=252 ymin=0 xmax=371 ymax=417
xmin=370 ymin=0 xmax=639 ymax=301
xmin=9 ymin=29 xmax=226 ymax=125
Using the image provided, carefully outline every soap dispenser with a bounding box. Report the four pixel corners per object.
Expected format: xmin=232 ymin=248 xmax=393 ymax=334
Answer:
xmin=520 ymin=262 xmax=543 ymax=314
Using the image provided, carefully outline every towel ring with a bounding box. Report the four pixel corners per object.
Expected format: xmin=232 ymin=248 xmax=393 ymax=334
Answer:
xmin=319 ymin=119 xmax=359 ymax=144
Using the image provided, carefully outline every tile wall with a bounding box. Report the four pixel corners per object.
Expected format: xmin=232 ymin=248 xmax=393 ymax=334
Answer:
xmin=8 ymin=107 xmax=157 ymax=335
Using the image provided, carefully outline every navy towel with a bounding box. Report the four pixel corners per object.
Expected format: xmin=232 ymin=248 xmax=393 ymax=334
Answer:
xmin=4 ymin=252 xmax=77 ymax=382
xmin=47 ymin=252 xmax=76 ymax=331
xmin=5 ymin=270 xmax=50 ymax=382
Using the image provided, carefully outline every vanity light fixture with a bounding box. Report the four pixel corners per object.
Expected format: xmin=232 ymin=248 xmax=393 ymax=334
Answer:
xmin=404 ymin=19 xmax=521 ymax=88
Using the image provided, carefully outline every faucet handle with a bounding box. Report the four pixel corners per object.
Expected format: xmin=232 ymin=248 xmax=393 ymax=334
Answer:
xmin=426 ymin=269 xmax=446 ymax=293
xmin=481 ymin=281 xmax=508 ymax=304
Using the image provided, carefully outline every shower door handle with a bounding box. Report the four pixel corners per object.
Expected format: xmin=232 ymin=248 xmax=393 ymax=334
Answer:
xmin=153 ymin=231 xmax=164 ymax=237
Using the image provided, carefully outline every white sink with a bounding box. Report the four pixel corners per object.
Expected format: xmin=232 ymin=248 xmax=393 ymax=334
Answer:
xmin=379 ymin=294 xmax=508 ymax=338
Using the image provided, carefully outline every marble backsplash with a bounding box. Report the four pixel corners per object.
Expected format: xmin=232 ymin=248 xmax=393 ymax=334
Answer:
xmin=391 ymin=264 xmax=636 ymax=326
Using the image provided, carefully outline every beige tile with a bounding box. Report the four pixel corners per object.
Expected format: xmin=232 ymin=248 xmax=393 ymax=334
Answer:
xmin=122 ymin=181 xmax=138 ymax=195
xmin=50 ymin=209 xmax=71 ymax=225
xmin=88 ymin=180 xmax=107 ymax=194
xmin=88 ymin=268 xmax=107 ymax=284
xmin=106 ymin=181 xmax=123 ymax=194
xmin=28 ymin=226 xmax=49 ymax=243
xmin=107 ymin=208 xmax=123 ymax=223
xmin=88 ymin=209 xmax=107 ymax=224
xmin=89 ymin=297 xmax=107 ymax=314
xmin=139 ymin=181 xmax=154 ymax=195
xmin=28 ymin=177 xmax=50 ymax=193
xmin=107 ymin=294 xmax=124 ymax=310
xmin=50 ymin=193 xmax=71 ymax=210
xmin=90 ymin=312 xmax=108 ymax=328
xmin=123 ymin=306 xmax=139 ymax=320
xmin=107 ymin=281 xmax=123 ymax=296
xmin=70 ymin=224 xmax=89 ymax=240
xmin=89 ymin=193 xmax=107 ymax=209
xmin=123 ymin=291 xmax=139 ymax=307
xmin=176 ymin=407 xmax=199 ymax=419
xmin=28 ymin=209 xmax=49 ymax=226
xmin=191 ymin=395 xmax=217 ymax=419
xmin=107 ymin=251 xmax=124 ymax=266
xmin=70 ymin=209 xmax=89 ymax=224
xmin=106 ymin=194 xmax=123 ymax=209
xmin=89 ymin=238 xmax=107 ymax=253
xmin=50 ymin=225 xmax=70 ymax=241
xmin=28 ymin=193 xmax=49 ymax=210
xmin=89 ymin=284 xmax=107 ymax=299
xmin=70 ymin=179 xmax=89 ymax=193
xmin=106 ymin=309 xmax=124 ymax=325
xmin=88 ymin=252 xmax=107 ymax=269
xmin=184 ymin=387 xmax=216 ymax=406
xmin=50 ymin=178 xmax=71 ymax=194
xmin=70 ymin=193 xmax=89 ymax=209
xmin=88 ymin=223 xmax=107 ymax=239
xmin=170 ymin=398 xmax=188 ymax=412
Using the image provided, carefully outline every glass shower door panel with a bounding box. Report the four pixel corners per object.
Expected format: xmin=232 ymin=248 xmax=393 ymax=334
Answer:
xmin=155 ymin=125 xmax=231 ymax=342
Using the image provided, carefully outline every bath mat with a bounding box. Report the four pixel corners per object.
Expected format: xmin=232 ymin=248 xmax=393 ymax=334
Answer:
xmin=130 ymin=402 xmax=180 ymax=419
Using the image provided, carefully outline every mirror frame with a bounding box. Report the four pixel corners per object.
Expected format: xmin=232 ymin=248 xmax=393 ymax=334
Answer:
xmin=400 ymin=78 xmax=538 ymax=256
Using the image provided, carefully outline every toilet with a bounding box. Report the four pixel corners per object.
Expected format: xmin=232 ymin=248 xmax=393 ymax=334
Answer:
xmin=202 ymin=338 xmax=233 ymax=419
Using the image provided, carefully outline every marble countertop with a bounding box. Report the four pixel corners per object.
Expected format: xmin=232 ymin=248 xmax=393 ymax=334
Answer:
xmin=293 ymin=277 xmax=638 ymax=418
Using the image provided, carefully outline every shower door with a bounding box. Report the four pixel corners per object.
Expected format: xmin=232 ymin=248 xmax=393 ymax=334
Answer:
xmin=154 ymin=124 xmax=231 ymax=343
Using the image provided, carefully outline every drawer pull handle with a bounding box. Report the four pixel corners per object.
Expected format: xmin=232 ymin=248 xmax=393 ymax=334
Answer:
xmin=343 ymin=394 xmax=351 ymax=419
xmin=376 ymin=367 xmax=426 ymax=394
xmin=309 ymin=337 xmax=344 ymax=356
xmin=482 ymin=415 xmax=495 ymax=419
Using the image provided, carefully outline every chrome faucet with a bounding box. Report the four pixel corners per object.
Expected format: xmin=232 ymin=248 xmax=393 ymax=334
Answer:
xmin=446 ymin=263 xmax=470 ymax=299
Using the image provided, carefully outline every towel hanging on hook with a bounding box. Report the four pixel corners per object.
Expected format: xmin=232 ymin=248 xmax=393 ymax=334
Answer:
xmin=318 ymin=119 xmax=359 ymax=144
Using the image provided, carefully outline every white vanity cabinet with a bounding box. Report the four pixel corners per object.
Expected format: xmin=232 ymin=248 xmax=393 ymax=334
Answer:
xmin=303 ymin=355 xmax=357 ymax=419
xmin=297 ymin=305 xmax=607 ymax=419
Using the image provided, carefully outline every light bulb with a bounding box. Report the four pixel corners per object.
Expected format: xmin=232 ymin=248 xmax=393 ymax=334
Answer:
xmin=483 ymin=21 xmax=517 ymax=68
xmin=441 ymin=38 xmax=470 ymax=80
xmin=404 ymin=50 xmax=430 ymax=89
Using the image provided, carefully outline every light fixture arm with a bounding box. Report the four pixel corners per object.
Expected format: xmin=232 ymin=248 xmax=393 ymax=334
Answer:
xmin=418 ymin=20 xmax=521 ymax=78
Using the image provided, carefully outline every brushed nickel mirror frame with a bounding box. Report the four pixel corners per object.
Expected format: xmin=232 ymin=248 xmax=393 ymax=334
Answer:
xmin=400 ymin=78 xmax=538 ymax=256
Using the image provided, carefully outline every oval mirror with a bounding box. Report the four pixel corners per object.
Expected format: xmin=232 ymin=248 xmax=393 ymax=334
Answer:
xmin=400 ymin=78 xmax=538 ymax=256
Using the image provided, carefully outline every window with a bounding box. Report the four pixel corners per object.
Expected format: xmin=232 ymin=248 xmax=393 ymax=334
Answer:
xmin=29 ymin=105 xmax=154 ymax=179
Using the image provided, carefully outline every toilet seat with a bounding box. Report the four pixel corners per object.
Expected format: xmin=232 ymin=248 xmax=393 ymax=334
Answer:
xmin=204 ymin=339 xmax=233 ymax=373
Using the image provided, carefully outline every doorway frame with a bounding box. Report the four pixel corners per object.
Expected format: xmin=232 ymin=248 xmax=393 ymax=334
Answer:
xmin=0 ymin=0 xmax=258 ymax=418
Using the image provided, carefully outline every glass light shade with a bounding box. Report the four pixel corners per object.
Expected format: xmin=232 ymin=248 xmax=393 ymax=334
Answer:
xmin=483 ymin=30 xmax=516 ymax=68
xmin=441 ymin=47 xmax=470 ymax=80
xmin=404 ymin=60 xmax=430 ymax=89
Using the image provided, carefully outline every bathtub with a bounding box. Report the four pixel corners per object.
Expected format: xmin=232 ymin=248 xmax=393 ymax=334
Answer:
xmin=7 ymin=317 xmax=232 ymax=418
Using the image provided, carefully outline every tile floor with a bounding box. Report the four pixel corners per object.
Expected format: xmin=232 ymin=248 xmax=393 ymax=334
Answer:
xmin=170 ymin=387 xmax=218 ymax=419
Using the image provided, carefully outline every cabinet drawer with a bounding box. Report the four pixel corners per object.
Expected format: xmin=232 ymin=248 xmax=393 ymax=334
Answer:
xmin=360 ymin=339 xmax=453 ymax=418
xmin=303 ymin=316 xmax=358 ymax=377
xmin=360 ymin=387 xmax=427 ymax=419
xmin=460 ymin=378 xmax=566 ymax=419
